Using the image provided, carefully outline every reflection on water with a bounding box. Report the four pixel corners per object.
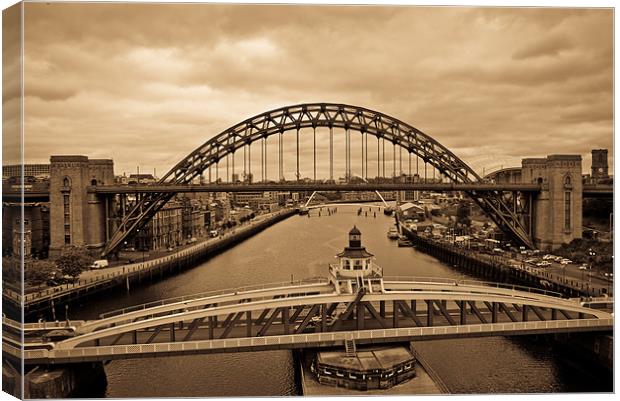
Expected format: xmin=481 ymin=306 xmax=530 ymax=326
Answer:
xmin=69 ymin=206 xmax=609 ymax=396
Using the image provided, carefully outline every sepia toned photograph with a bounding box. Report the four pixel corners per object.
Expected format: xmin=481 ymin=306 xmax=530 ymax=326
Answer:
xmin=1 ymin=1 xmax=614 ymax=398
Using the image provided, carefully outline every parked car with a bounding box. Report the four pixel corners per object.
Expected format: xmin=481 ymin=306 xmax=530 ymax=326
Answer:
xmin=579 ymin=265 xmax=589 ymax=270
xmin=90 ymin=259 xmax=109 ymax=269
xmin=560 ymin=259 xmax=572 ymax=265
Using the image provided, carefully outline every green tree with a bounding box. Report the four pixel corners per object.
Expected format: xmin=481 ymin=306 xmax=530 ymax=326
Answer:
xmin=55 ymin=246 xmax=92 ymax=279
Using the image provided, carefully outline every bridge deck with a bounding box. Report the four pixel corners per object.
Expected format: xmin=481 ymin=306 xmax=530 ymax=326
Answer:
xmin=89 ymin=182 xmax=543 ymax=194
xmin=3 ymin=279 xmax=612 ymax=364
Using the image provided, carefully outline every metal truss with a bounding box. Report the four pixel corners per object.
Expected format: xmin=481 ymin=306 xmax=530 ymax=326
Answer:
xmin=102 ymin=103 xmax=533 ymax=256
xmin=58 ymin=296 xmax=602 ymax=351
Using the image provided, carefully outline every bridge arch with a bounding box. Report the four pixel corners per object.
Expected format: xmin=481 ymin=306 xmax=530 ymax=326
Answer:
xmin=103 ymin=103 xmax=532 ymax=256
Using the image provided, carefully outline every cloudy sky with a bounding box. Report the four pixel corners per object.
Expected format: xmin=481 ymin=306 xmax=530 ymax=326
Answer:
xmin=2 ymin=2 xmax=613 ymax=180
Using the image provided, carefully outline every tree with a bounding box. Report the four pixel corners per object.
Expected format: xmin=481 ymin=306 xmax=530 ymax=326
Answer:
xmin=25 ymin=259 xmax=56 ymax=286
xmin=55 ymin=246 xmax=92 ymax=279
xmin=456 ymin=201 xmax=472 ymax=227
xmin=2 ymin=256 xmax=21 ymax=287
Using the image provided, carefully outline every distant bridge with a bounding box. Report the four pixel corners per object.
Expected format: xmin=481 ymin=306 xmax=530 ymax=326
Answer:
xmin=4 ymin=277 xmax=612 ymax=365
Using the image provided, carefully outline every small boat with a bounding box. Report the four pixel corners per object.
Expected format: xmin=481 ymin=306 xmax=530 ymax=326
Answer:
xmin=383 ymin=206 xmax=394 ymax=216
xmin=387 ymin=227 xmax=399 ymax=239
xmin=298 ymin=207 xmax=309 ymax=215
xmin=398 ymin=235 xmax=413 ymax=247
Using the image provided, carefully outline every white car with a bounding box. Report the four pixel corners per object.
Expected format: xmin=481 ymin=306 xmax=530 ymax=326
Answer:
xmin=579 ymin=265 xmax=588 ymax=270
xmin=542 ymin=254 xmax=554 ymax=260
xmin=560 ymin=259 xmax=572 ymax=265
xmin=536 ymin=261 xmax=552 ymax=267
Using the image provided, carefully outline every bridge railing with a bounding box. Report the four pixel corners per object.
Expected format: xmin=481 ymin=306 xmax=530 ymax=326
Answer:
xmin=382 ymin=276 xmax=563 ymax=298
xmin=14 ymin=318 xmax=613 ymax=363
xmin=99 ymin=278 xmax=330 ymax=319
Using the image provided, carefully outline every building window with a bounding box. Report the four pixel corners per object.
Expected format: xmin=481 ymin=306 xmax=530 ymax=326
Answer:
xmin=63 ymin=194 xmax=71 ymax=244
xmin=63 ymin=177 xmax=71 ymax=187
xmin=564 ymin=191 xmax=571 ymax=231
xmin=91 ymin=179 xmax=98 ymax=186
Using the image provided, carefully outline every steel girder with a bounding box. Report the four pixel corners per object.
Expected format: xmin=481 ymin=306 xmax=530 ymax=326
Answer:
xmin=102 ymin=103 xmax=533 ymax=256
xmin=56 ymin=297 xmax=603 ymax=350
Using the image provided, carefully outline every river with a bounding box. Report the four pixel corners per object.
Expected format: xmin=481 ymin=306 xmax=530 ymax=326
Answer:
xmin=68 ymin=206 xmax=610 ymax=396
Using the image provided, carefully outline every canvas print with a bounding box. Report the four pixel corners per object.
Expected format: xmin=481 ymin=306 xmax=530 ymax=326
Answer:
xmin=1 ymin=1 xmax=614 ymax=398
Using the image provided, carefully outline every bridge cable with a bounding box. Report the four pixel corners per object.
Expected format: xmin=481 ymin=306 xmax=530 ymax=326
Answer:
xmin=313 ymin=127 xmax=316 ymax=181
xmin=365 ymin=132 xmax=368 ymax=179
xmin=296 ymin=128 xmax=300 ymax=181
xmin=329 ymin=126 xmax=333 ymax=181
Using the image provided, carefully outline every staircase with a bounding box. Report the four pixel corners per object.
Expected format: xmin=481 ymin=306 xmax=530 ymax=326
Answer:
xmin=344 ymin=335 xmax=357 ymax=357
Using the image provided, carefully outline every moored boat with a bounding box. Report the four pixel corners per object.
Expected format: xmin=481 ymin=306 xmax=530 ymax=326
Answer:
xmin=387 ymin=226 xmax=399 ymax=239
xmin=398 ymin=235 xmax=413 ymax=247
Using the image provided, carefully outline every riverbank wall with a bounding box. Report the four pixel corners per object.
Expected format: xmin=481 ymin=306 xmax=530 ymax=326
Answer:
xmin=401 ymin=225 xmax=591 ymax=298
xmin=400 ymin=225 xmax=613 ymax=374
xmin=7 ymin=209 xmax=296 ymax=320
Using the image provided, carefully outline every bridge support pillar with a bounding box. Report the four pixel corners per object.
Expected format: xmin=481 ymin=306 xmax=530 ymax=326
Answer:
xmin=49 ymin=156 xmax=115 ymax=257
xmin=459 ymin=301 xmax=467 ymax=325
xmin=522 ymin=155 xmax=582 ymax=250
xmin=208 ymin=317 xmax=214 ymax=339
xmin=356 ymin=304 xmax=365 ymax=330
xmin=8 ymin=362 xmax=108 ymax=398
xmin=426 ymin=301 xmax=434 ymax=327
xmin=392 ymin=301 xmax=399 ymax=328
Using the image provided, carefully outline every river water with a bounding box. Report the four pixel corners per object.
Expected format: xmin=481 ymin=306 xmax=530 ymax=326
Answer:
xmin=69 ymin=206 xmax=610 ymax=396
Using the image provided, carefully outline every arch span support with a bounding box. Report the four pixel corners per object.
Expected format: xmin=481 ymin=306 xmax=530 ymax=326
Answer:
xmin=102 ymin=103 xmax=533 ymax=256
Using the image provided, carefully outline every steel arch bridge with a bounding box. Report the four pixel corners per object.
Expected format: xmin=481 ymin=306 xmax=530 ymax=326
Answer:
xmin=3 ymin=278 xmax=612 ymax=364
xmin=102 ymin=103 xmax=533 ymax=256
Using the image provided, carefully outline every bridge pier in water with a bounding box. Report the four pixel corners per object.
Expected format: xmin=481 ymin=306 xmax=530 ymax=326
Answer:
xmin=2 ymin=361 xmax=107 ymax=399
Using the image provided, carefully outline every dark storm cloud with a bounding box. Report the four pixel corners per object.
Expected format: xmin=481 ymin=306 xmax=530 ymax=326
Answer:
xmin=13 ymin=3 xmax=613 ymax=177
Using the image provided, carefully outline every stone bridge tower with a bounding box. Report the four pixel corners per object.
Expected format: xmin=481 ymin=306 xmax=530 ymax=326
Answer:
xmin=49 ymin=156 xmax=114 ymax=257
xmin=521 ymin=155 xmax=582 ymax=250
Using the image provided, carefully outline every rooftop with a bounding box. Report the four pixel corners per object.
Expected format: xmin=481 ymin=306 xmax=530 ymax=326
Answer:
xmin=317 ymin=345 xmax=414 ymax=372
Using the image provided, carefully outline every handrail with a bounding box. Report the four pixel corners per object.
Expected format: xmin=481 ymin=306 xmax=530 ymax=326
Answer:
xmin=16 ymin=318 xmax=613 ymax=362
xmin=382 ymin=276 xmax=563 ymax=298
xmin=99 ymin=278 xmax=330 ymax=318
